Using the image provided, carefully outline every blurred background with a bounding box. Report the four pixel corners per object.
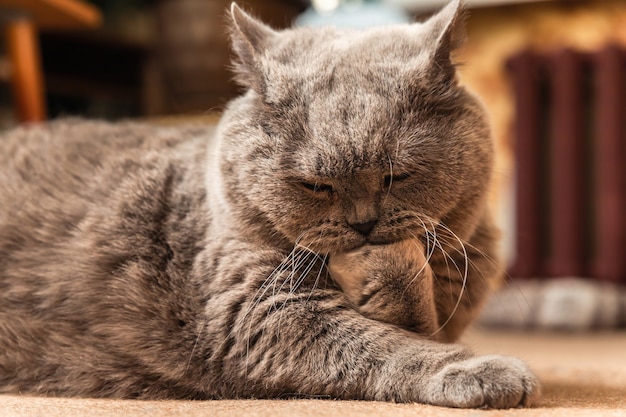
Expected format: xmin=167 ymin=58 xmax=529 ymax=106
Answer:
xmin=1 ymin=0 xmax=626 ymax=318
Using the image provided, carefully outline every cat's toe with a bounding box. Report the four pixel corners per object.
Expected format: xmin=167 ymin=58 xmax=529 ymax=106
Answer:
xmin=424 ymin=355 xmax=540 ymax=408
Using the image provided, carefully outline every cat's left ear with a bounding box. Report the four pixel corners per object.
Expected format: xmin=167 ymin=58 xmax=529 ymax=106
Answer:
xmin=421 ymin=0 xmax=466 ymax=80
xmin=228 ymin=3 xmax=277 ymax=91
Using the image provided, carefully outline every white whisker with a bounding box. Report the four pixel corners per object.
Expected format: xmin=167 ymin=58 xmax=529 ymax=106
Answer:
xmin=185 ymin=319 xmax=207 ymax=376
xmin=307 ymin=254 xmax=328 ymax=302
xmin=238 ymin=229 xmax=314 ymax=375
xmin=420 ymin=216 xmax=468 ymax=339
xmin=384 ymin=153 xmax=394 ymax=201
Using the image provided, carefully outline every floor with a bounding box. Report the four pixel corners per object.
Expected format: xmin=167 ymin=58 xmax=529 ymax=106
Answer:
xmin=1 ymin=328 xmax=625 ymax=416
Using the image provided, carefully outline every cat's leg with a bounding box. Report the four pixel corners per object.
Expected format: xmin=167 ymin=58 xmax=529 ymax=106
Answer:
xmin=201 ymin=243 xmax=538 ymax=407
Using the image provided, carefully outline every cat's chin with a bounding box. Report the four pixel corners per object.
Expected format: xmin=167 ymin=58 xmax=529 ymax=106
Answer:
xmin=326 ymin=238 xmax=406 ymax=256
xmin=295 ymin=234 xmax=367 ymax=256
xmin=366 ymin=233 xmax=416 ymax=247
xmin=290 ymin=226 xmax=421 ymax=255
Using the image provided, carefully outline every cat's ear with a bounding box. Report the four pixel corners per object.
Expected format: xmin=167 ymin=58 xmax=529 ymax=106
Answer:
xmin=421 ymin=0 xmax=466 ymax=80
xmin=228 ymin=3 xmax=277 ymax=91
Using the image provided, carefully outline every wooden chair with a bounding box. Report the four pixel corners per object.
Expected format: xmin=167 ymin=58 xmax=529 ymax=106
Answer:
xmin=0 ymin=0 xmax=101 ymax=123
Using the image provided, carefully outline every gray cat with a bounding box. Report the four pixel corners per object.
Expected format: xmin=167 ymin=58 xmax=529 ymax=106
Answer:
xmin=0 ymin=1 xmax=539 ymax=408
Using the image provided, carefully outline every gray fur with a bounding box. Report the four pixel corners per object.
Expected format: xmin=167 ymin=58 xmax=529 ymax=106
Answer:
xmin=0 ymin=1 xmax=538 ymax=407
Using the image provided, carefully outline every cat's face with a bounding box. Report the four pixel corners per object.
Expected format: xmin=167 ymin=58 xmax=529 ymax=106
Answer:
xmin=218 ymin=1 xmax=493 ymax=254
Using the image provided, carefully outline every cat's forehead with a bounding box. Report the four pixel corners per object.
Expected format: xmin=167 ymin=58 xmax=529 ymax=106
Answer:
xmin=259 ymin=24 xmax=458 ymax=177
xmin=261 ymin=25 xmax=433 ymax=101
xmin=272 ymin=25 xmax=432 ymax=63
xmin=285 ymin=96 xmax=419 ymax=178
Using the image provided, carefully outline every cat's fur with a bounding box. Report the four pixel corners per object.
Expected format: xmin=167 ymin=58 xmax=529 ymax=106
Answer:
xmin=0 ymin=1 xmax=539 ymax=408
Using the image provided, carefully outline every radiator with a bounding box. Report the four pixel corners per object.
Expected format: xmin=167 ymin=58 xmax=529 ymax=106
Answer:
xmin=507 ymin=46 xmax=626 ymax=284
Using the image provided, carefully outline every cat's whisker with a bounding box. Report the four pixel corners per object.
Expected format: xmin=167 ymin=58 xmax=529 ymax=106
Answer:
xmin=414 ymin=215 xmax=512 ymax=336
xmin=241 ymin=259 xmax=290 ymax=364
xmin=437 ymin=237 xmax=476 ymax=313
xmin=258 ymin=243 xmax=304 ymax=298
xmin=415 ymin=216 xmax=437 ymax=266
xmin=275 ymin=250 xmax=320 ymax=325
xmin=291 ymin=251 xmax=320 ymax=293
xmin=452 ymin=237 xmax=503 ymax=283
xmin=247 ymin=250 xmax=297 ymax=317
xmin=435 ymin=234 xmax=491 ymax=286
xmin=241 ymin=239 xmax=315 ymax=376
xmin=427 ymin=218 xmax=468 ymax=254
xmin=404 ymin=227 xmax=433 ymax=276
xmin=401 ymin=231 xmax=434 ymax=298
xmin=184 ymin=318 xmax=207 ymax=376
xmin=280 ymin=233 xmax=326 ymax=299
xmin=397 ymin=215 xmax=451 ymax=306
xmin=279 ymin=234 xmax=311 ymax=298
xmin=393 ymin=132 xmax=401 ymax=166
xmin=272 ymin=250 xmax=312 ymax=316
xmin=273 ymin=249 xmax=315 ymax=297
xmin=431 ymin=238 xmax=460 ymax=301
xmin=268 ymin=230 xmax=326 ymax=333
xmin=415 ymin=229 xmax=447 ymax=295
xmin=238 ymin=238 xmax=308 ymax=348
xmin=423 ymin=218 xmax=469 ymax=339
xmin=442 ymin=223 xmax=530 ymax=323
xmin=294 ymin=233 xmax=327 ymax=262
xmin=420 ymin=217 xmax=452 ymax=294
xmin=384 ymin=153 xmax=394 ymax=201
xmin=307 ymin=254 xmax=328 ymax=302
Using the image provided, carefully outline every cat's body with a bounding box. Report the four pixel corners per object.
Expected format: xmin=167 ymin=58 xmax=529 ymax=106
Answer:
xmin=0 ymin=1 xmax=539 ymax=408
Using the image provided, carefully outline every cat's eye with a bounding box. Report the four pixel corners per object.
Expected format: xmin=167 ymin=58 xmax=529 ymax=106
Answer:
xmin=384 ymin=172 xmax=411 ymax=187
xmin=299 ymin=181 xmax=334 ymax=194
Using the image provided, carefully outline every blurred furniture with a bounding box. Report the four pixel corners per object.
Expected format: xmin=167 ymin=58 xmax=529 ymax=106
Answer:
xmin=153 ymin=0 xmax=304 ymax=115
xmin=39 ymin=30 xmax=149 ymax=120
xmin=508 ymin=47 xmax=626 ymax=285
xmin=0 ymin=0 xmax=101 ymax=123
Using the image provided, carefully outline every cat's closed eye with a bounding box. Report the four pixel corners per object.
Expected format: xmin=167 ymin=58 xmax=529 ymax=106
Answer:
xmin=383 ymin=172 xmax=412 ymax=187
xmin=299 ymin=181 xmax=334 ymax=194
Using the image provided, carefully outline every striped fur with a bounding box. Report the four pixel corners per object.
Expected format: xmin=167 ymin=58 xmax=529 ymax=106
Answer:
xmin=0 ymin=1 xmax=538 ymax=408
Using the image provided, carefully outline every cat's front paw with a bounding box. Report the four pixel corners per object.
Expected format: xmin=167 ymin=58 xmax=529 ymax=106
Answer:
xmin=327 ymin=240 xmax=439 ymax=334
xmin=423 ymin=355 xmax=540 ymax=409
xmin=328 ymin=239 xmax=427 ymax=305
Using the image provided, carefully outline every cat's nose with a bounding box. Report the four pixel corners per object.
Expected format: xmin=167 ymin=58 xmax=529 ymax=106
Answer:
xmin=349 ymin=219 xmax=377 ymax=236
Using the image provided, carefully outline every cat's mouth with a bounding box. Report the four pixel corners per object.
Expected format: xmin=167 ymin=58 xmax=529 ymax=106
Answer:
xmin=328 ymin=236 xmax=407 ymax=255
xmin=296 ymin=226 xmax=423 ymax=256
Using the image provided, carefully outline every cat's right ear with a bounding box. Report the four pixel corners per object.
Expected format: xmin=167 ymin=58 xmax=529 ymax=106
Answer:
xmin=228 ymin=3 xmax=277 ymax=92
xmin=420 ymin=0 xmax=466 ymax=83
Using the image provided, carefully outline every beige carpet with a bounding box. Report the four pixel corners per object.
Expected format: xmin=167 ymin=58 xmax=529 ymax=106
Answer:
xmin=1 ymin=329 xmax=625 ymax=416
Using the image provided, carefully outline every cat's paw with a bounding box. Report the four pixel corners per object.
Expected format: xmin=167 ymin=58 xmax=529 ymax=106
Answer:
xmin=328 ymin=240 xmax=440 ymax=334
xmin=423 ymin=355 xmax=540 ymax=409
xmin=328 ymin=239 xmax=426 ymax=304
